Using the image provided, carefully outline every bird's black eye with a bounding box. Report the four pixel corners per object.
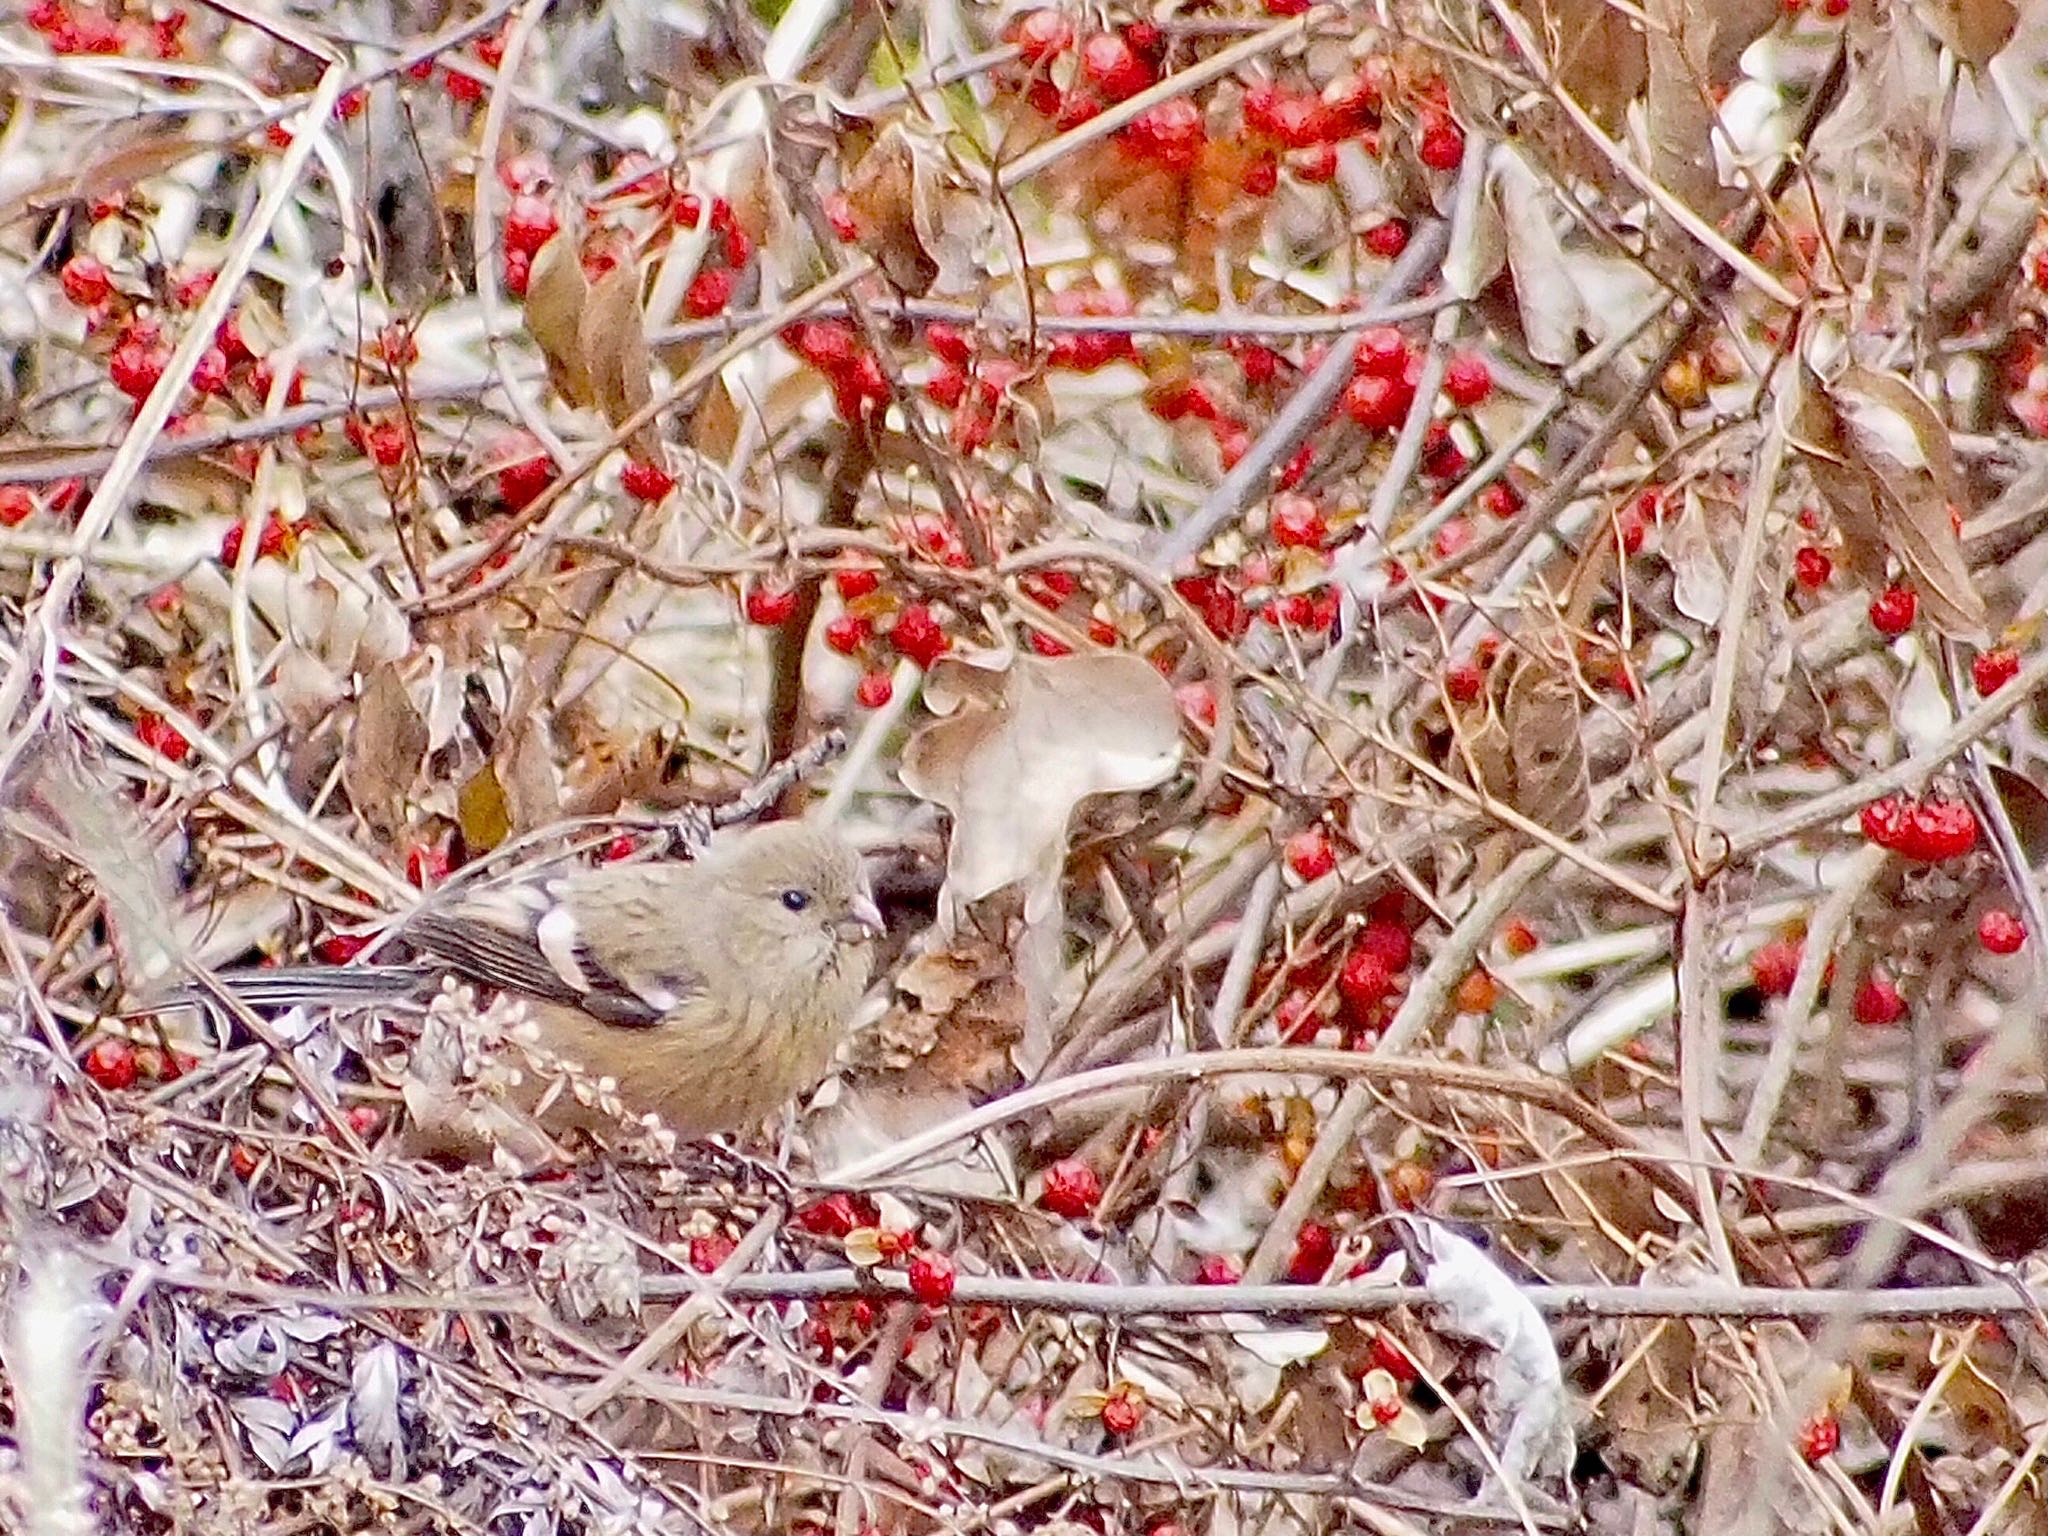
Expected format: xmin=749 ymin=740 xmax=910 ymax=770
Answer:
xmin=780 ymin=888 xmax=811 ymax=912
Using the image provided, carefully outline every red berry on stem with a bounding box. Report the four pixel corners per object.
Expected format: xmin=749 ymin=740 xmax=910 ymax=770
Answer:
xmin=1852 ymin=972 xmax=1906 ymax=1025
xmin=136 ymin=709 xmax=190 ymax=764
xmin=1443 ymin=352 xmax=1492 ymax=408
xmin=1012 ymin=8 xmax=1075 ymax=64
xmin=1363 ymin=218 xmax=1409 ymax=259
xmin=1800 ymin=1413 xmax=1840 ymax=1463
xmin=1100 ymin=1385 xmax=1144 ymax=1437
xmin=1039 ymin=1157 xmax=1101 ymax=1218
xmin=1793 ymin=545 xmax=1832 ymax=589
xmin=1417 ymin=111 xmax=1464 ymax=171
xmin=59 ymin=254 xmax=112 ymax=307
xmin=0 ymin=487 xmax=34 ymax=527
xmin=823 ymin=614 xmax=871 ymax=654
xmin=1194 ymin=1253 xmax=1242 ymax=1285
xmin=744 ymin=584 xmax=798 ymax=625
xmin=1979 ymin=909 xmax=2026 ymax=955
xmin=1869 ymin=584 xmax=1916 ymax=636
xmin=496 ymin=441 xmax=551 ymax=510
xmin=1285 ymin=827 xmax=1337 ymax=881
xmin=684 ymin=267 xmax=735 ymax=318
xmin=620 ymin=458 xmax=675 ymax=502
xmin=907 ymin=1249 xmax=956 ymax=1305
xmin=890 ymin=602 xmax=949 ymax=667
xmin=1339 ymin=948 xmax=1395 ymax=1015
xmin=835 ymin=566 xmax=881 ymax=601
xmin=855 ymin=670 xmax=895 ymax=708
xmin=1269 ymin=493 xmax=1327 ymax=549
xmin=503 ymin=194 xmax=558 ymax=257
xmin=1078 ymin=32 xmax=1150 ymax=100
xmin=1287 ymin=1220 xmax=1336 ymax=1283
xmin=1973 ymin=647 xmax=2019 ymax=696
xmin=84 ymin=1038 xmax=138 ymax=1090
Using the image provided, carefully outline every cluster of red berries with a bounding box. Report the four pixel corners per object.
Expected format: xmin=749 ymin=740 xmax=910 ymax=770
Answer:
xmin=26 ymin=0 xmax=187 ymax=59
xmin=784 ymin=321 xmax=892 ymax=424
xmin=1858 ymin=793 xmax=1979 ymax=861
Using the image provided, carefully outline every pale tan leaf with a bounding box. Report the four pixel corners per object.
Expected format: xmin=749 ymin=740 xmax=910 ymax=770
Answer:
xmin=525 ymin=230 xmax=593 ymax=408
xmin=1919 ymin=0 xmax=2019 ymax=66
xmin=1496 ymin=150 xmax=1585 ymax=366
xmin=843 ymin=124 xmax=939 ymax=296
xmin=1665 ymin=484 xmax=1727 ymax=625
xmin=344 ymin=663 xmax=429 ymax=839
xmin=901 ymin=650 xmax=1183 ymax=916
xmin=1517 ymin=0 xmax=1647 ymax=130
xmin=1443 ymin=155 xmax=1506 ymax=300
xmin=1504 ymin=655 xmax=1589 ymax=835
xmin=3 ymin=730 xmax=181 ymax=989
xmin=579 ymin=263 xmax=661 ymax=461
xmin=1643 ymin=0 xmax=1732 ymax=229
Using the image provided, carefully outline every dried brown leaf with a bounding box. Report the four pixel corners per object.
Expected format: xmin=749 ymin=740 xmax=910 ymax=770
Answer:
xmin=1496 ymin=150 xmax=1585 ymax=365
xmin=1643 ymin=0 xmax=1733 ymax=231
xmin=579 ymin=262 xmax=661 ymax=461
xmin=902 ymin=649 xmax=1182 ymax=916
xmin=344 ymin=663 xmax=429 ymax=840
xmin=1505 ymin=654 xmax=1590 ymax=835
xmin=1518 ymin=0 xmax=1647 ymax=130
xmin=1919 ymin=0 xmax=2019 ymax=66
xmin=457 ymin=762 xmax=513 ymax=853
xmin=525 ymin=230 xmax=593 ymax=408
xmin=1796 ymin=361 xmax=1988 ymax=641
xmin=843 ymin=124 xmax=939 ymax=297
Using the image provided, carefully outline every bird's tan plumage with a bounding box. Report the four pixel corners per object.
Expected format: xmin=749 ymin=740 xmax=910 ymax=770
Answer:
xmin=213 ymin=821 xmax=880 ymax=1147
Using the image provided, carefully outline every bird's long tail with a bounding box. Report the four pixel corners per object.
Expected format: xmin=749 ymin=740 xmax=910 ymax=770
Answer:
xmin=179 ymin=965 xmax=440 ymax=1012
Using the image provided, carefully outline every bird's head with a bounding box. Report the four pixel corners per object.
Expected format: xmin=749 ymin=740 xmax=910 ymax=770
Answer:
xmin=707 ymin=821 xmax=883 ymax=985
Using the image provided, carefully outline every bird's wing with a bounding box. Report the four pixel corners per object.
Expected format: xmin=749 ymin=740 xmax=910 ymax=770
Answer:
xmin=407 ymin=872 xmax=706 ymax=1028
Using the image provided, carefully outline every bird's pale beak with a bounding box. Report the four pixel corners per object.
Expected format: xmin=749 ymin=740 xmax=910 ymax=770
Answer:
xmin=833 ymin=892 xmax=885 ymax=943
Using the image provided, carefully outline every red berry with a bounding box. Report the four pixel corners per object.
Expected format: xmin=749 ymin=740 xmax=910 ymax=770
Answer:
xmin=1027 ymin=628 xmax=1072 ymax=657
xmin=1339 ymin=948 xmax=1396 ymax=1015
xmin=1285 ymin=827 xmax=1337 ymax=881
xmin=0 ymin=487 xmax=34 ymax=527
xmin=796 ymin=1192 xmax=876 ymax=1236
xmin=1359 ymin=918 xmax=1413 ymax=972
xmin=1793 ymin=545 xmax=1832 ymax=589
xmin=1363 ymin=218 xmax=1409 ymax=259
xmin=835 ymin=566 xmax=881 ymax=601
xmin=315 ymin=931 xmax=374 ymax=963
xmin=1274 ymin=988 xmax=1321 ymax=1043
xmin=406 ymin=843 xmax=450 ymax=888
xmin=1973 ymin=647 xmax=2020 ymax=696
xmin=1417 ymin=111 xmax=1465 ymax=170
xmin=109 ymin=334 xmax=168 ymax=402
xmin=1502 ymin=918 xmax=1540 ymax=956
xmin=907 ymin=1249 xmax=956 ymax=1305
xmin=855 ymin=670 xmax=895 ymax=708
xmin=1078 ymin=32 xmax=1150 ymax=100
xmin=1269 ymin=493 xmax=1327 ymax=548
xmin=59 ymin=253 xmax=112 ymax=307
xmin=84 ymin=1037 xmax=138 ymax=1090
xmin=1905 ymin=798 xmax=1979 ymax=861
xmin=689 ymin=1232 xmax=739 ymax=1273
xmin=1869 ymin=584 xmax=1916 ymax=636
xmin=1979 ymin=908 xmax=2026 ymax=955
xmin=1012 ymin=8 xmax=1075 ymax=64
xmin=1099 ymin=1384 xmax=1143 ymax=1437
xmin=1852 ymin=972 xmax=1906 ymax=1024
xmin=230 ymin=1143 xmax=261 ymax=1180
xmin=495 ymin=440 xmax=551 ymax=510
xmin=1242 ymin=154 xmax=1279 ymax=196
xmin=684 ymin=267 xmax=735 ymax=318
xmin=890 ymin=602 xmax=949 ymax=667
xmin=1799 ymin=1412 xmax=1840 ymax=1463
xmin=823 ymin=614 xmax=872 ymax=654
xmin=503 ymin=194 xmax=558 ymax=257
xmin=1124 ymin=100 xmax=1206 ymax=171
xmin=1445 ymin=660 xmax=1485 ymax=703
xmin=191 ymin=347 xmax=230 ymax=395
xmin=1194 ymin=1253 xmax=1242 ymax=1284
xmin=745 ymin=584 xmax=799 ymax=625
xmin=1175 ymin=680 xmax=1217 ymax=728
xmin=1286 ymin=1220 xmax=1336 ymax=1284
xmin=1342 ymin=373 xmax=1409 ymax=431
xmin=1443 ymin=352 xmax=1492 ymax=408
xmin=620 ymin=458 xmax=675 ymax=502
xmin=135 ymin=709 xmax=190 ymax=764
xmin=1039 ymin=1157 xmax=1101 ymax=1218
xmin=366 ymin=420 xmax=407 ymax=467
xmin=1355 ymin=326 xmax=1410 ymax=378
xmin=1750 ymin=937 xmax=1801 ymax=997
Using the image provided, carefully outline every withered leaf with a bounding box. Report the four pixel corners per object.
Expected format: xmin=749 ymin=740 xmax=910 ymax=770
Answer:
xmin=1989 ymin=765 xmax=2048 ymax=869
xmin=524 ymin=230 xmax=593 ymax=408
xmin=344 ymin=663 xmax=429 ymax=840
xmin=1643 ymin=0 xmax=1733 ymax=232
xmin=1504 ymin=653 xmax=1590 ymax=835
xmin=579 ymin=262 xmax=662 ymax=462
xmin=457 ymin=762 xmax=513 ymax=853
xmin=1793 ymin=360 xmax=1988 ymax=641
xmin=1515 ymin=0 xmax=1647 ymax=131
xmin=1496 ymin=150 xmax=1585 ymax=365
xmin=901 ymin=649 xmax=1182 ymax=917
xmin=1919 ymin=0 xmax=2019 ymax=67
xmin=842 ymin=124 xmax=940 ymax=297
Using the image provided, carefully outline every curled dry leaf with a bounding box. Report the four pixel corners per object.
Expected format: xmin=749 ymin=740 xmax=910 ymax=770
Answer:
xmin=2 ymin=729 xmax=181 ymax=988
xmin=343 ymin=663 xmax=430 ymax=841
xmin=1642 ymin=0 xmax=1735 ymax=235
xmin=1504 ymin=651 xmax=1591 ymax=836
xmin=843 ymin=121 xmax=993 ymax=299
xmin=579 ymin=262 xmax=662 ymax=463
xmin=1792 ymin=359 xmax=1989 ymax=642
xmin=1918 ymin=0 xmax=2019 ymax=67
xmin=1665 ymin=485 xmax=1727 ymax=626
xmin=900 ymin=649 xmax=1183 ymax=918
xmin=1495 ymin=149 xmax=1585 ymax=366
xmin=524 ymin=230 xmax=593 ymax=408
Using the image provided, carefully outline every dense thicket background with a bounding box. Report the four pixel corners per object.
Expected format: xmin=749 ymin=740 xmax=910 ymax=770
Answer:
xmin=1 ymin=1 xmax=2047 ymax=1532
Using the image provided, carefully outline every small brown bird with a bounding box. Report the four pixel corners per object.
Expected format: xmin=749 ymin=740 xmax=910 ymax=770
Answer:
xmin=215 ymin=822 xmax=882 ymax=1142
